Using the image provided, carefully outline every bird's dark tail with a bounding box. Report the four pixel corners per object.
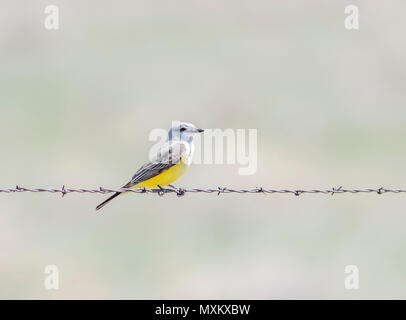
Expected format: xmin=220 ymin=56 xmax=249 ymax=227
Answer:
xmin=95 ymin=192 xmax=121 ymax=211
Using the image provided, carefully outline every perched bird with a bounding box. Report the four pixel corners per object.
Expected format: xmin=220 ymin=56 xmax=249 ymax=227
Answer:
xmin=95 ymin=122 xmax=204 ymax=211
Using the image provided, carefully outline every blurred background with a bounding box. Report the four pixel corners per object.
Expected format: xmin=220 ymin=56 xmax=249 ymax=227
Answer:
xmin=1 ymin=0 xmax=406 ymax=299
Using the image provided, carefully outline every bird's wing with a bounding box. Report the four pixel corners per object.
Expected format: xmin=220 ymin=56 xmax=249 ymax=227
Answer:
xmin=123 ymin=141 xmax=189 ymax=188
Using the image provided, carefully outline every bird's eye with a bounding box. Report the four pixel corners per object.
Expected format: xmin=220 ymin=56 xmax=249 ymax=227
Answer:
xmin=180 ymin=127 xmax=186 ymax=132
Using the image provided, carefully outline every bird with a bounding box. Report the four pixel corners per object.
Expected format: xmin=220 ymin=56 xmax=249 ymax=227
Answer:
xmin=95 ymin=122 xmax=204 ymax=211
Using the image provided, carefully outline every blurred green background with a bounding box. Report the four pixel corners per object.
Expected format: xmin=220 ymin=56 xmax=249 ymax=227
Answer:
xmin=1 ymin=0 xmax=406 ymax=299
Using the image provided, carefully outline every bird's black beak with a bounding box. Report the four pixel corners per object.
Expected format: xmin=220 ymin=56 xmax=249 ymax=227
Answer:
xmin=197 ymin=128 xmax=204 ymax=133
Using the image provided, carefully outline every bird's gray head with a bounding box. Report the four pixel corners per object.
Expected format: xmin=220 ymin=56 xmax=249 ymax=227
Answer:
xmin=167 ymin=122 xmax=204 ymax=142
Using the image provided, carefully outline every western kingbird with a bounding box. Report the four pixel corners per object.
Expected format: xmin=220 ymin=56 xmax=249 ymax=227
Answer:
xmin=95 ymin=122 xmax=204 ymax=210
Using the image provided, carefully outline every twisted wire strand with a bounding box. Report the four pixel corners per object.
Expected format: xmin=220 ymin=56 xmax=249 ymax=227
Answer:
xmin=1 ymin=186 xmax=406 ymax=197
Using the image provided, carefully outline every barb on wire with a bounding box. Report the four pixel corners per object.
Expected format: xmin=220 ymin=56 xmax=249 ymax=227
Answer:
xmin=1 ymin=186 xmax=406 ymax=197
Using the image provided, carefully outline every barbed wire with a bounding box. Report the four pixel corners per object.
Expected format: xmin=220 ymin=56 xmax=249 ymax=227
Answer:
xmin=0 ymin=185 xmax=406 ymax=197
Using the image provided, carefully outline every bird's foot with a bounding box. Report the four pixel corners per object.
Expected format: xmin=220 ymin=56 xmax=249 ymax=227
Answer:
xmin=166 ymin=184 xmax=186 ymax=197
xmin=156 ymin=185 xmax=165 ymax=196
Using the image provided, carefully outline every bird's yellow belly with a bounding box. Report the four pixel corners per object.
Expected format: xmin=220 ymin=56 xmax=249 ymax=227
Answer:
xmin=133 ymin=160 xmax=189 ymax=189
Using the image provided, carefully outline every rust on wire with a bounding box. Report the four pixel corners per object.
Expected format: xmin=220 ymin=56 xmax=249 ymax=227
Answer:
xmin=0 ymin=186 xmax=406 ymax=196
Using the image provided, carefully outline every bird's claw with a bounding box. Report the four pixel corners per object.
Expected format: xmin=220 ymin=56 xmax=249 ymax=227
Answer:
xmin=166 ymin=185 xmax=185 ymax=197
